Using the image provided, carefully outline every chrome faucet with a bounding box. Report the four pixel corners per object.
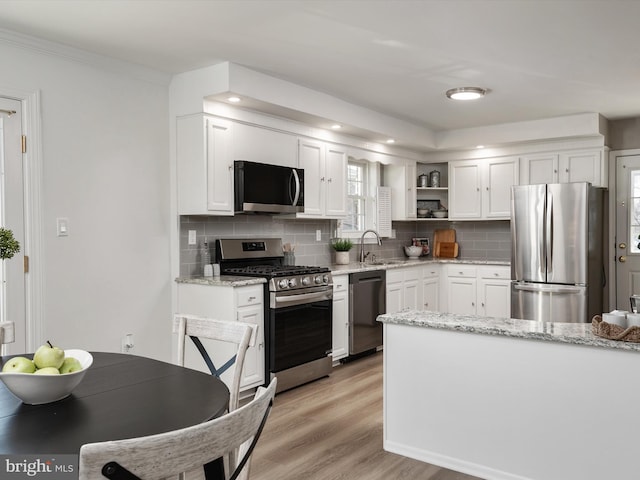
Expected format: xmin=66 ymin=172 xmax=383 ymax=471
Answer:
xmin=359 ymin=229 xmax=382 ymax=262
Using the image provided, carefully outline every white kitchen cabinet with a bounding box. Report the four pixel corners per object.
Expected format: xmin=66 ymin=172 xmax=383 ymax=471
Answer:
xmin=385 ymin=266 xmax=422 ymax=314
xmin=385 ymin=162 xmax=418 ymax=220
xmin=297 ymin=139 xmax=347 ymax=218
xmin=449 ymin=157 xmax=518 ymax=220
xmin=177 ymin=114 xmax=234 ymax=215
xmin=559 ymin=149 xmax=606 ymax=187
xmin=176 ymin=283 xmax=265 ymax=390
xmin=477 ymin=266 xmax=511 ymax=318
xmin=446 ymin=265 xmax=478 ymax=315
xmin=332 ymin=275 xmax=349 ymax=362
xmin=444 ymin=264 xmax=511 ymax=318
xmin=421 ymin=266 xmax=441 ymax=311
xmin=232 ymin=123 xmax=298 ymax=167
xmin=520 ymin=153 xmax=559 ymax=185
xmin=520 ymin=148 xmax=607 ymax=188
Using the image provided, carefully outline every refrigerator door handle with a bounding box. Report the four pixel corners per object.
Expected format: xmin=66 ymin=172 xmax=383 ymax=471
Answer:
xmin=546 ymin=188 xmax=553 ymax=277
xmin=513 ymin=283 xmax=583 ymax=294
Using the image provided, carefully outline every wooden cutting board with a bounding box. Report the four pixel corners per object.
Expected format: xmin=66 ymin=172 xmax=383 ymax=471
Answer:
xmin=433 ymin=229 xmax=456 ymax=257
xmin=438 ymin=242 xmax=459 ymax=258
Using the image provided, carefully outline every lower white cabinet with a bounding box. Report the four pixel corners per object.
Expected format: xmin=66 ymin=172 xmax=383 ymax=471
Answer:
xmin=386 ymin=266 xmax=422 ymax=314
xmin=332 ymin=275 xmax=349 ymax=362
xmin=444 ymin=264 xmax=511 ymax=318
xmin=421 ymin=266 xmax=441 ymax=311
xmin=477 ymin=266 xmax=512 ymax=318
xmin=176 ymin=283 xmax=265 ymax=390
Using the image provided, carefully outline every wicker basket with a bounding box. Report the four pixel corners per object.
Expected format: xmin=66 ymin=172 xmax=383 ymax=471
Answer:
xmin=592 ymin=315 xmax=640 ymax=343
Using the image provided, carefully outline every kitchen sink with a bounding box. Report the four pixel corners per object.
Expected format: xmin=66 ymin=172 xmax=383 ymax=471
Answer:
xmin=364 ymin=260 xmax=404 ymax=266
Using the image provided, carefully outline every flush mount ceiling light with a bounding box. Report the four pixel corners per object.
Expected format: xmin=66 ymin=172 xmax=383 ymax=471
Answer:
xmin=445 ymin=87 xmax=487 ymax=101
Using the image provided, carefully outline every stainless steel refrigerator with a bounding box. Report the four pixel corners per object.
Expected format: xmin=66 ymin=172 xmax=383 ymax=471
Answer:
xmin=510 ymin=182 xmax=604 ymax=323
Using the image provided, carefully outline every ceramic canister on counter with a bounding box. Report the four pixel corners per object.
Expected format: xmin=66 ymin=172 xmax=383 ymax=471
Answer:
xmin=418 ymin=174 xmax=428 ymax=187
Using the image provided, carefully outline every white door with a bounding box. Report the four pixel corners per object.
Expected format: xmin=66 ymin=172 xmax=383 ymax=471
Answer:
xmin=0 ymin=97 xmax=26 ymax=354
xmin=483 ymin=157 xmax=518 ymax=218
xmin=521 ymin=153 xmax=559 ymax=185
xmin=615 ymin=154 xmax=640 ymax=309
xmin=298 ymin=139 xmax=324 ymax=216
xmin=449 ymin=160 xmax=481 ymax=219
xmin=478 ymin=279 xmax=511 ymax=318
xmin=447 ymin=277 xmax=477 ymax=315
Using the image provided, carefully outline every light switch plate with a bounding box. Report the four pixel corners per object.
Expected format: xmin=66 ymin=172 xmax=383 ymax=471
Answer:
xmin=56 ymin=218 xmax=69 ymax=237
xmin=316 ymin=229 xmax=322 ymax=241
xmin=188 ymin=230 xmax=197 ymax=245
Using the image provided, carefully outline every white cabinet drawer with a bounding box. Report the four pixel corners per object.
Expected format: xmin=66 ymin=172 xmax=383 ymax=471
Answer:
xmin=447 ymin=265 xmax=477 ymax=278
xmin=478 ymin=265 xmax=511 ymax=280
xmin=422 ymin=265 xmax=440 ymax=278
xmin=386 ymin=269 xmax=405 ymax=284
xmin=236 ymin=286 xmax=263 ymax=307
xmin=333 ymin=275 xmax=349 ymax=293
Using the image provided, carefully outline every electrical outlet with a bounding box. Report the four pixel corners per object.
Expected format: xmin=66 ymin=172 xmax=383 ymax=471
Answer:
xmin=188 ymin=230 xmax=197 ymax=245
xmin=316 ymin=229 xmax=322 ymax=241
xmin=121 ymin=334 xmax=134 ymax=353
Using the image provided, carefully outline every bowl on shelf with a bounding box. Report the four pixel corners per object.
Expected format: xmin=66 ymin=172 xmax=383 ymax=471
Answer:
xmin=404 ymin=245 xmax=423 ymax=258
xmin=432 ymin=210 xmax=448 ymax=218
xmin=417 ymin=208 xmax=430 ymax=218
xmin=0 ymin=349 xmax=93 ymax=405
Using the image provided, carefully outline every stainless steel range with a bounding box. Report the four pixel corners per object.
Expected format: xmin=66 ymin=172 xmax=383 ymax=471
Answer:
xmin=215 ymin=238 xmax=333 ymax=393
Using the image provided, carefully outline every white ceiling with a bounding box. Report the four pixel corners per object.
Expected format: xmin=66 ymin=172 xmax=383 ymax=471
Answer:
xmin=0 ymin=0 xmax=639 ymax=133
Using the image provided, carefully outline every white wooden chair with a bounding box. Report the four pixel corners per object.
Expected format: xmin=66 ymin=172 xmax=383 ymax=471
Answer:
xmin=78 ymin=377 xmax=276 ymax=480
xmin=0 ymin=321 xmax=15 ymax=355
xmin=173 ymin=314 xmax=257 ymax=412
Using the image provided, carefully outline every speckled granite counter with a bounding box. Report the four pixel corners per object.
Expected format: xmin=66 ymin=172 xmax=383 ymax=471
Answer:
xmin=377 ymin=310 xmax=640 ymax=353
xmin=330 ymin=258 xmax=509 ymax=275
xmin=175 ymin=276 xmax=266 ymax=287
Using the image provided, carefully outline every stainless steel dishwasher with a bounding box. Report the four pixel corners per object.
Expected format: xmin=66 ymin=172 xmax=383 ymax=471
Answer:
xmin=349 ymin=270 xmax=386 ymax=356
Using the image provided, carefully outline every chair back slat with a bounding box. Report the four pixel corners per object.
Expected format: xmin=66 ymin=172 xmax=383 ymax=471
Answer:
xmin=173 ymin=314 xmax=258 ymax=412
xmin=79 ymin=379 xmax=276 ymax=480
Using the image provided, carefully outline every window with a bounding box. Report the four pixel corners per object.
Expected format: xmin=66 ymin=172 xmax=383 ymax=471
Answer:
xmin=344 ymin=161 xmax=367 ymax=232
xmin=339 ymin=158 xmax=380 ymax=239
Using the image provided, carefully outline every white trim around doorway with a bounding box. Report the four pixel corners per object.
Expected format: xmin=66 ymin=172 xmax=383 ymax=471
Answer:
xmin=0 ymin=86 xmax=43 ymax=351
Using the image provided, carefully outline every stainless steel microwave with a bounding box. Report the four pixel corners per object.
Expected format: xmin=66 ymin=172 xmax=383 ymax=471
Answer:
xmin=234 ymin=160 xmax=304 ymax=214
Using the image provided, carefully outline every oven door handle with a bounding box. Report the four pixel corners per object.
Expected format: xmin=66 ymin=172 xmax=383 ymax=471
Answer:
xmin=272 ymin=290 xmax=333 ymax=309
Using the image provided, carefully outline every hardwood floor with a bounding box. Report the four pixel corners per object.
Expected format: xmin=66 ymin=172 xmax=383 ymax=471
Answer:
xmin=250 ymin=352 xmax=482 ymax=480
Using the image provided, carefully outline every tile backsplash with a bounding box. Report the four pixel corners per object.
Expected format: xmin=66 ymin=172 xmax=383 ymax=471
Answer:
xmin=179 ymin=216 xmax=511 ymax=277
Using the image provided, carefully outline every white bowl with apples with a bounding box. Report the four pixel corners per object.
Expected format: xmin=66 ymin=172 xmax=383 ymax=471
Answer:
xmin=0 ymin=342 xmax=93 ymax=405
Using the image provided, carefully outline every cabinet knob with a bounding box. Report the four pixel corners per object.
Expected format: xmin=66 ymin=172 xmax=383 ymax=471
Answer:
xmin=486 ymin=187 xmax=489 ymax=191
xmin=228 ymin=165 xmax=233 ymax=170
xmin=482 ymin=302 xmax=485 ymax=307
xmin=248 ymin=296 xmax=256 ymax=301
xmin=472 ymin=302 xmax=475 ymax=306
xmin=565 ymin=168 xmax=569 ymax=173
xmin=476 ymin=187 xmax=480 ymax=191
xmin=424 ymin=303 xmax=429 ymax=307
xmin=327 ymin=178 xmax=332 ymax=183
xmin=554 ymin=169 xmax=558 ymax=173
xmin=321 ymin=176 xmax=325 ymax=182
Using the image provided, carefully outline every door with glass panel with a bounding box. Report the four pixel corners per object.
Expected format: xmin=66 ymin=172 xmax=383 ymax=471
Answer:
xmin=616 ymin=154 xmax=640 ymax=309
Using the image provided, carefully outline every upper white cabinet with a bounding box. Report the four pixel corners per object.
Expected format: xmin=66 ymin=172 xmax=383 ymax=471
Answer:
xmin=177 ymin=114 xmax=234 ymax=215
xmin=520 ymin=148 xmax=607 ymax=188
xmin=559 ymin=149 xmax=606 ymax=186
xmin=232 ymin=123 xmax=298 ymax=168
xmin=385 ymin=162 xmax=417 ymax=220
xmin=297 ymin=139 xmax=347 ymax=218
xmin=449 ymin=156 xmax=518 ymax=220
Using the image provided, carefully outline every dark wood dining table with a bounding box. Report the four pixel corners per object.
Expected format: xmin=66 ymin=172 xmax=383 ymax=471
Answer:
xmin=0 ymin=352 xmax=229 ymax=477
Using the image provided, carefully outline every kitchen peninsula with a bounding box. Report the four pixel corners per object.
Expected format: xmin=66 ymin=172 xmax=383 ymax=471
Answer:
xmin=379 ymin=311 xmax=640 ymax=480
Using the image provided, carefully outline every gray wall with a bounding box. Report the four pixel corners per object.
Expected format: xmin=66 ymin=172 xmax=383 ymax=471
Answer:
xmin=610 ymin=117 xmax=640 ymax=150
xmin=179 ymin=216 xmax=510 ymax=276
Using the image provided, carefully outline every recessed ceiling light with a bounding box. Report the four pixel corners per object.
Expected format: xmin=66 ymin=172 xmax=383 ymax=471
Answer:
xmin=386 ymin=139 xmax=395 ymax=144
xmin=476 ymin=145 xmax=485 ymax=149
xmin=445 ymin=87 xmax=487 ymax=101
xmin=227 ymin=96 xmax=241 ymax=103
xmin=331 ymin=124 xmax=342 ymax=130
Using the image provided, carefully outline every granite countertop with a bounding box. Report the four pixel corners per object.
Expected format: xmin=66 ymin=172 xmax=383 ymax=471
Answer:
xmin=377 ymin=310 xmax=640 ymax=353
xmin=175 ymin=276 xmax=266 ymax=287
xmin=330 ymin=258 xmax=510 ymax=275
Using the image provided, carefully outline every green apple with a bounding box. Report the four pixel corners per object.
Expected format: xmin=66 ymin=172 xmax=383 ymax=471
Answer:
xmin=34 ymin=367 xmax=60 ymax=375
xmin=33 ymin=341 xmax=65 ymax=369
xmin=2 ymin=356 xmax=36 ymax=373
xmin=59 ymin=357 xmax=82 ymax=374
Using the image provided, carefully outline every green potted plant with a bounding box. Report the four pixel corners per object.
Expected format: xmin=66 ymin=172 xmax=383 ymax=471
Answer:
xmin=0 ymin=227 xmax=20 ymax=261
xmin=331 ymin=238 xmax=353 ymax=265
